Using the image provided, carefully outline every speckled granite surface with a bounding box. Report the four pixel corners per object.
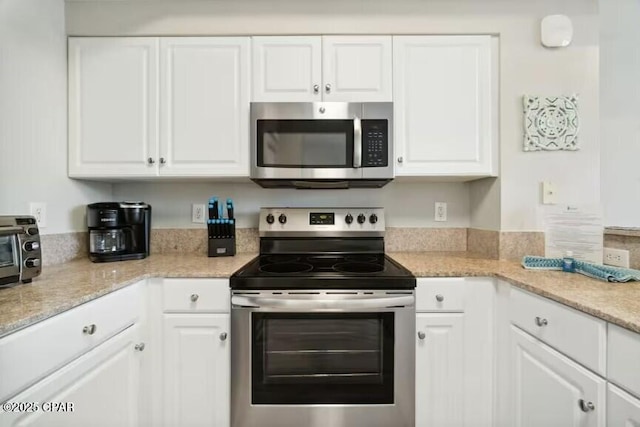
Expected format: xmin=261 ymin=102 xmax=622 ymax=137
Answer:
xmin=2 ymin=252 xmax=640 ymax=338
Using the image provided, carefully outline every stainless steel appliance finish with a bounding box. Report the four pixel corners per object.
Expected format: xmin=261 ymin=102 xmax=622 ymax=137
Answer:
xmin=0 ymin=216 xmax=41 ymax=287
xmin=250 ymin=102 xmax=393 ymax=188
xmin=231 ymin=290 xmax=415 ymax=427
xmin=230 ymin=207 xmax=416 ymax=427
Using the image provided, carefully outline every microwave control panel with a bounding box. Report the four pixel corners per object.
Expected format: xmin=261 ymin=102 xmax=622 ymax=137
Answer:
xmin=361 ymin=120 xmax=388 ymax=168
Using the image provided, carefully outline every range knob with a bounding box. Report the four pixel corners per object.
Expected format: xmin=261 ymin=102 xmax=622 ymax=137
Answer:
xmin=357 ymin=214 xmax=366 ymax=224
xmin=345 ymin=214 xmax=353 ymax=224
xmin=24 ymin=258 xmax=40 ymax=268
xmin=266 ymin=214 xmax=275 ymax=224
xmin=26 ymin=227 xmax=38 ymax=236
xmin=23 ymin=241 xmax=40 ymax=251
xmin=278 ymin=214 xmax=287 ymax=224
xmin=369 ymin=214 xmax=378 ymax=224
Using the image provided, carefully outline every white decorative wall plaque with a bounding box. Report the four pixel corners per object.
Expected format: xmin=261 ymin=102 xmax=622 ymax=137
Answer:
xmin=523 ymin=95 xmax=580 ymax=151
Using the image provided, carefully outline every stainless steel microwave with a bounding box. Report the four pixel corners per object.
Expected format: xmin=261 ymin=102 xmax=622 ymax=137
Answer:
xmin=250 ymin=102 xmax=393 ymax=189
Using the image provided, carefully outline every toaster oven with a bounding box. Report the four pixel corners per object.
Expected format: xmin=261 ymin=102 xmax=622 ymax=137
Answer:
xmin=0 ymin=216 xmax=41 ymax=287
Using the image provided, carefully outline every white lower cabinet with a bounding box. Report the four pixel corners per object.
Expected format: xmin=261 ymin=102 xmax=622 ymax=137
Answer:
xmin=1 ymin=324 xmax=142 ymax=427
xmin=608 ymin=384 xmax=640 ymax=426
xmin=510 ymin=325 xmax=606 ymax=427
xmin=415 ymin=313 xmax=464 ymax=426
xmin=415 ymin=278 xmax=494 ymax=427
xmin=162 ymin=313 xmax=230 ymax=427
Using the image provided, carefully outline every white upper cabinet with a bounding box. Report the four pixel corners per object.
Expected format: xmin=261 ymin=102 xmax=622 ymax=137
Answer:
xmin=393 ymin=36 xmax=496 ymax=178
xmin=69 ymin=37 xmax=250 ymax=179
xmin=68 ymin=38 xmax=158 ymax=177
xmin=160 ymin=38 xmax=250 ymax=176
xmin=252 ymin=36 xmax=392 ymax=102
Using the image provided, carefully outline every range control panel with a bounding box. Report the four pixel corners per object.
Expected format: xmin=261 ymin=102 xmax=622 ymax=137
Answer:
xmin=260 ymin=208 xmax=385 ymax=237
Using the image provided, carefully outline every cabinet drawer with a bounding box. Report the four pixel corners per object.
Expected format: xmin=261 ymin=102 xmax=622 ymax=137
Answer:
xmin=0 ymin=283 xmax=141 ymax=402
xmin=162 ymin=279 xmax=229 ymax=313
xmin=416 ymin=278 xmax=465 ymax=312
xmin=608 ymin=324 xmax=640 ymax=398
xmin=510 ymin=287 xmax=606 ymax=375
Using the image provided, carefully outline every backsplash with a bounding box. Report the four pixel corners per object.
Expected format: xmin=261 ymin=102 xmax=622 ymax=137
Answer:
xmin=467 ymin=229 xmax=545 ymax=260
xmin=604 ymin=228 xmax=640 ymax=269
xmin=40 ymin=232 xmax=88 ymax=266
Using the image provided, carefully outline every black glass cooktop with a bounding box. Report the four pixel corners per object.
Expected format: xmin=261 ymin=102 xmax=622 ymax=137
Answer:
xmin=230 ymin=253 xmax=416 ymax=290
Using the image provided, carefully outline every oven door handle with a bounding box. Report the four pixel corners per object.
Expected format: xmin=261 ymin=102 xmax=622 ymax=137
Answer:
xmin=231 ymin=295 xmax=414 ymax=310
xmin=0 ymin=227 xmax=23 ymax=236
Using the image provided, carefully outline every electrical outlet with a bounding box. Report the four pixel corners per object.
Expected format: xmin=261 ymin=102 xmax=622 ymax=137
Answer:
xmin=192 ymin=204 xmax=205 ymax=224
xmin=434 ymin=202 xmax=447 ymax=222
xmin=603 ymin=247 xmax=630 ymax=268
xmin=29 ymin=202 xmax=46 ymax=228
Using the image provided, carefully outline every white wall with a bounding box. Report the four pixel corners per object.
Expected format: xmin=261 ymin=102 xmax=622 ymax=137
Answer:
xmin=66 ymin=0 xmax=599 ymax=231
xmin=113 ymin=181 xmax=470 ymax=228
xmin=0 ymin=0 xmax=112 ymax=234
xmin=600 ymin=0 xmax=640 ymax=227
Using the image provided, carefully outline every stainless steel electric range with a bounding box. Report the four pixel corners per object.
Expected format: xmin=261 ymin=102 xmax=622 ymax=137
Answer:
xmin=230 ymin=207 xmax=416 ymax=427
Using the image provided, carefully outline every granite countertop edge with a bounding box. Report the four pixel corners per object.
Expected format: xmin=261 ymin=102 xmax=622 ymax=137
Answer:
xmin=1 ymin=251 xmax=639 ymax=337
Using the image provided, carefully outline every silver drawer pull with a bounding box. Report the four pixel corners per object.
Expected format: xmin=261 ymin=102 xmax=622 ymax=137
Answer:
xmin=190 ymin=294 xmax=199 ymax=302
xmin=417 ymin=331 xmax=426 ymax=340
xmin=220 ymin=332 xmax=228 ymax=341
xmin=535 ymin=317 xmax=548 ymax=327
xmin=82 ymin=324 xmax=97 ymax=335
xmin=435 ymin=294 xmax=444 ymax=302
xmin=134 ymin=343 xmax=145 ymax=352
xmin=579 ymin=399 xmax=595 ymax=412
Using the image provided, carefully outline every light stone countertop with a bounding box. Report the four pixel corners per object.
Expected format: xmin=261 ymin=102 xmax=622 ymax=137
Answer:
xmin=1 ymin=252 xmax=640 ymax=337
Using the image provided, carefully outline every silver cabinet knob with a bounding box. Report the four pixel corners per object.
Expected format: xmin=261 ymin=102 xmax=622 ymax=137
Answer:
xmin=159 ymin=157 xmax=166 ymax=165
xmin=313 ymin=84 xmax=319 ymax=94
xmin=220 ymin=332 xmax=228 ymax=341
xmin=397 ymin=156 xmax=403 ymax=164
xmin=134 ymin=342 xmax=145 ymax=352
xmin=579 ymin=399 xmax=595 ymax=412
xmin=535 ymin=316 xmax=548 ymax=327
xmin=147 ymin=157 xmax=155 ymax=165
xmin=417 ymin=331 xmax=426 ymax=340
xmin=190 ymin=294 xmax=199 ymax=302
xmin=82 ymin=324 xmax=97 ymax=335
xmin=435 ymin=294 xmax=444 ymax=302
xmin=325 ymin=83 xmax=331 ymax=93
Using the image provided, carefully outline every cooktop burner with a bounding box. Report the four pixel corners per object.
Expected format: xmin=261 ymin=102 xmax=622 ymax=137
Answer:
xmin=231 ymin=253 xmax=414 ymax=290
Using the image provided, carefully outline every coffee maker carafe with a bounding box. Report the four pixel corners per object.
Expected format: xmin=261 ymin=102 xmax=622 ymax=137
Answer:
xmin=87 ymin=202 xmax=151 ymax=262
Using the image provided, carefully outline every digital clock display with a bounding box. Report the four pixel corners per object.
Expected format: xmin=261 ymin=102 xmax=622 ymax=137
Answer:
xmin=310 ymin=212 xmax=335 ymax=225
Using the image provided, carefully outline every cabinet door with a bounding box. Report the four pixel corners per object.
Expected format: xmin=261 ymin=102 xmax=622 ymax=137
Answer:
xmin=322 ymin=36 xmax=392 ymax=102
xmin=252 ymin=36 xmax=321 ymax=102
xmin=68 ymin=38 xmax=158 ymax=177
xmin=510 ymin=325 xmax=606 ymax=427
xmin=159 ymin=38 xmax=250 ymax=176
xmin=1 ymin=324 xmax=141 ymax=427
xmin=608 ymin=384 xmax=640 ymax=426
xmin=415 ymin=313 xmax=464 ymax=427
xmin=163 ymin=314 xmax=230 ymax=427
xmin=393 ymin=36 xmax=495 ymax=178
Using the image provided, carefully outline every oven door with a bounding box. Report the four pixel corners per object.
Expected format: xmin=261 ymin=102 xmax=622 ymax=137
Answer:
xmin=250 ymin=102 xmax=363 ymax=181
xmin=0 ymin=228 xmax=21 ymax=286
xmin=231 ymin=291 xmax=415 ymax=427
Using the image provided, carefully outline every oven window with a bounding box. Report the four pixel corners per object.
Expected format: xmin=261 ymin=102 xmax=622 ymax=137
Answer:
xmin=252 ymin=313 xmax=394 ymax=405
xmin=0 ymin=235 xmax=17 ymax=268
xmin=257 ymin=120 xmax=354 ymax=168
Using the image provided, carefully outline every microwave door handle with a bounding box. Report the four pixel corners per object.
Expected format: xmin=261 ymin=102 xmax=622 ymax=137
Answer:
xmin=353 ymin=117 xmax=362 ymax=168
xmin=231 ymin=295 xmax=414 ymax=310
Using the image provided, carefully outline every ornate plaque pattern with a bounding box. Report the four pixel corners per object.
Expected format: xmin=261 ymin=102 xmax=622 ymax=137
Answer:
xmin=523 ymin=95 xmax=579 ymax=151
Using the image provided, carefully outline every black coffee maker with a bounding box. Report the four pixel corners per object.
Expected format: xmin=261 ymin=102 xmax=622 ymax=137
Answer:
xmin=87 ymin=202 xmax=151 ymax=262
